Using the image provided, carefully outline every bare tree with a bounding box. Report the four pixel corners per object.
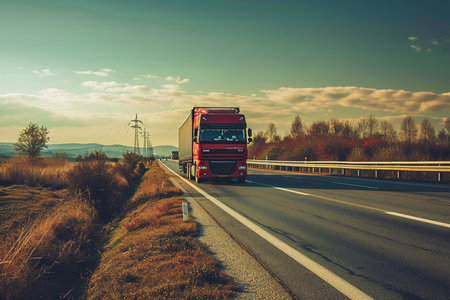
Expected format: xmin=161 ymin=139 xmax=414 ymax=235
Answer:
xmin=380 ymin=120 xmax=397 ymax=143
xmin=420 ymin=118 xmax=436 ymax=143
xmin=444 ymin=117 xmax=450 ymax=134
xmin=309 ymin=121 xmax=329 ymax=138
xmin=14 ymin=123 xmax=50 ymax=157
xmin=330 ymin=119 xmax=344 ymax=136
xmin=266 ymin=123 xmax=280 ymax=143
xmin=367 ymin=114 xmax=379 ymax=136
xmin=357 ymin=115 xmax=378 ymax=138
xmin=290 ymin=115 xmax=303 ymax=138
xmin=400 ymin=115 xmax=417 ymax=144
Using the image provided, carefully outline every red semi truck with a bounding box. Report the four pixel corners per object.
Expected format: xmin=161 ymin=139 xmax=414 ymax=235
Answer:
xmin=178 ymin=107 xmax=252 ymax=183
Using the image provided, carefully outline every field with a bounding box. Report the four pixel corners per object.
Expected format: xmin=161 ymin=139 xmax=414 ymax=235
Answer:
xmin=0 ymin=156 xmax=235 ymax=299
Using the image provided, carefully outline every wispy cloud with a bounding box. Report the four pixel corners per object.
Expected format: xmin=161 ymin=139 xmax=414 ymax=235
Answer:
xmin=408 ymin=36 xmax=447 ymax=53
xmin=133 ymin=74 xmax=159 ymax=80
xmin=33 ymin=68 xmax=55 ymax=77
xmin=81 ymin=81 xmax=148 ymax=93
xmin=410 ymin=44 xmax=422 ymax=52
xmin=75 ymin=68 xmax=115 ymax=77
xmin=166 ymin=76 xmax=190 ymax=84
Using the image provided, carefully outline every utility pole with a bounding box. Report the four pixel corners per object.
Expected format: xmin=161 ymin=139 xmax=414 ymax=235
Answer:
xmin=129 ymin=114 xmax=143 ymax=155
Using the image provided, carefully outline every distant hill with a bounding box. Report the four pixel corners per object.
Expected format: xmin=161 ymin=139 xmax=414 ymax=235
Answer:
xmin=0 ymin=142 xmax=177 ymax=159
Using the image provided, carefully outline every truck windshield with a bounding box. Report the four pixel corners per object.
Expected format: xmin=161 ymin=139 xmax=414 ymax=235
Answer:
xmin=199 ymin=128 xmax=246 ymax=143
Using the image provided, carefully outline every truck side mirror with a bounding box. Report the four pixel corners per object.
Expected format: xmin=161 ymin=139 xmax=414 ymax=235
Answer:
xmin=248 ymin=137 xmax=253 ymax=144
xmin=193 ymin=128 xmax=198 ymax=143
xmin=248 ymin=128 xmax=252 ymax=137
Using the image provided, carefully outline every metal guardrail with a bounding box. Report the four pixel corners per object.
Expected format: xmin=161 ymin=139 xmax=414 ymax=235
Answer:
xmin=247 ymin=160 xmax=450 ymax=182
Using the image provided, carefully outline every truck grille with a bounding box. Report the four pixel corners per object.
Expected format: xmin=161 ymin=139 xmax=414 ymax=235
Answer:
xmin=210 ymin=160 xmax=236 ymax=175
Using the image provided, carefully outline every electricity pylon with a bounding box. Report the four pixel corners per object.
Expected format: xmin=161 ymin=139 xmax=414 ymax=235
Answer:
xmin=142 ymin=128 xmax=153 ymax=157
xmin=129 ymin=114 xmax=143 ymax=154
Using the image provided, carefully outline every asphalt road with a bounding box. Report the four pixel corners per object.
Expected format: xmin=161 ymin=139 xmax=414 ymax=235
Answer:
xmin=161 ymin=160 xmax=450 ymax=299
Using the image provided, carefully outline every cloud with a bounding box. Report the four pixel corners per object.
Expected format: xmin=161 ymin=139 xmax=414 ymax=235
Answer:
xmin=133 ymin=74 xmax=159 ymax=81
xmin=260 ymin=86 xmax=450 ymax=113
xmin=82 ymin=81 xmax=149 ymax=93
xmin=166 ymin=76 xmax=190 ymax=84
xmin=408 ymin=36 xmax=447 ymax=53
xmin=33 ymin=68 xmax=55 ymax=77
xmin=75 ymin=68 xmax=115 ymax=77
xmin=2 ymin=81 xmax=449 ymax=145
xmin=410 ymin=44 xmax=422 ymax=52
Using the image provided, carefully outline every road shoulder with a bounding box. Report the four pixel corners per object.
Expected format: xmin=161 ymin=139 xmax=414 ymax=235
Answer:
xmin=167 ymin=174 xmax=292 ymax=299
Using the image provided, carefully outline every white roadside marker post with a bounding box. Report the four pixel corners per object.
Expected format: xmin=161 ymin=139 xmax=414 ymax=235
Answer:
xmin=182 ymin=201 xmax=189 ymax=222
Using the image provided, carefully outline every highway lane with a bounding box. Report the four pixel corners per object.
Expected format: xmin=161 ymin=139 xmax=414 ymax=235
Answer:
xmin=161 ymin=160 xmax=450 ymax=299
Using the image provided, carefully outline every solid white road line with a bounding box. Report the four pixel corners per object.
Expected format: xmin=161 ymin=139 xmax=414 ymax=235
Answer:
xmin=161 ymin=162 xmax=373 ymax=300
xmin=332 ymin=182 xmax=379 ymax=189
xmin=385 ymin=212 xmax=450 ymax=229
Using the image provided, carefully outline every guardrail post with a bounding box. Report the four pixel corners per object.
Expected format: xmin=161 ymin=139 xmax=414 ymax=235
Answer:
xmin=438 ymin=172 xmax=441 ymax=182
xmin=397 ymin=170 xmax=400 ymax=180
xmin=357 ymin=169 xmax=360 ymax=177
xmin=375 ymin=170 xmax=378 ymax=179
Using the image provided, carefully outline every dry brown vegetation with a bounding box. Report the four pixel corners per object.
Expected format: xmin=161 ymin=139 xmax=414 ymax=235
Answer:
xmin=1 ymin=156 xmax=236 ymax=299
xmin=0 ymin=189 xmax=101 ymax=299
xmin=87 ymin=162 xmax=236 ymax=299
xmin=250 ymin=115 xmax=450 ymax=162
xmin=0 ymin=157 xmax=73 ymax=188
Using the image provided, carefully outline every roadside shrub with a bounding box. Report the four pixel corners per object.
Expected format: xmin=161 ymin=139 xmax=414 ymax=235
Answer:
xmin=115 ymin=152 xmax=144 ymax=188
xmin=372 ymin=145 xmax=407 ymax=161
xmin=347 ymin=146 xmax=368 ymax=161
xmin=67 ymin=160 xmax=122 ymax=222
xmin=265 ymin=146 xmax=285 ymax=160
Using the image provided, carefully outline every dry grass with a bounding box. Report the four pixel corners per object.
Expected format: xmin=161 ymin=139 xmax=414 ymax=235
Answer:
xmin=0 ymin=185 xmax=66 ymax=241
xmin=0 ymin=194 xmax=101 ymax=299
xmin=0 ymin=157 xmax=73 ymax=188
xmin=87 ymin=163 xmax=236 ymax=299
xmin=130 ymin=163 xmax=182 ymax=204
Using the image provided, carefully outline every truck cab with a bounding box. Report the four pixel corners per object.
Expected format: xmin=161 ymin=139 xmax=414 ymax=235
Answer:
xmin=179 ymin=107 xmax=252 ymax=183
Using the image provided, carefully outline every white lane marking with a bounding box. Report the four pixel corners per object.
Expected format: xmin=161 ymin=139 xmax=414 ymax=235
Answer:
xmin=333 ymin=182 xmax=379 ymax=190
xmin=161 ymin=162 xmax=373 ymax=300
xmin=249 ymin=178 xmax=449 ymax=229
xmin=385 ymin=212 xmax=450 ymax=229
xmin=274 ymin=187 xmax=311 ymax=196
xmin=250 ymin=180 xmax=383 ymax=213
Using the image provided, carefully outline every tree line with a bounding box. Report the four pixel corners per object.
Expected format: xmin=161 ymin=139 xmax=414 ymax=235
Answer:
xmin=249 ymin=115 xmax=450 ymax=161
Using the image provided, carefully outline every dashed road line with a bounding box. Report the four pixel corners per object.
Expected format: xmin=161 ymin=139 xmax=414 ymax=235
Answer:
xmin=385 ymin=212 xmax=450 ymax=229
xmin=161 ymin=163 xmax=373 ymax=300
xmin=248 ymin=179 xmax=449 ymax=229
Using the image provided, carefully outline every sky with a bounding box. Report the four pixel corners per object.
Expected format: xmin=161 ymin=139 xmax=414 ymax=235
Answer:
xmin=0 ymin=0 xmax=449 ymax=147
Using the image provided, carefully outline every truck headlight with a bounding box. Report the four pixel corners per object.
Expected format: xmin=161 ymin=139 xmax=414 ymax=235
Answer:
xmin=199 ymin=166 xmax=208 ymax=170
xmin=238 ymin=166 xmax=247 ymax=170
